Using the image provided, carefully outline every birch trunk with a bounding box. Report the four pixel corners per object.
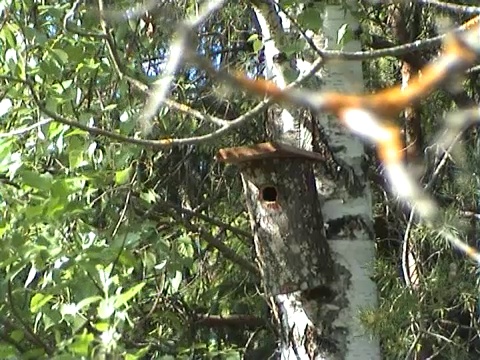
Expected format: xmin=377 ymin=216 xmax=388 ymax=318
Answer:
xmin=248 ymin=1 xmax=380 ymax=358
xmin=317 ymin=6 xmax=380 ymax=359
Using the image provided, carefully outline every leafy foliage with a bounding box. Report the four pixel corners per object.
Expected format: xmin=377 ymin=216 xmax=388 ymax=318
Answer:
xmin=0 ymin=1 xmax=266 ymax=359
xmin=1 ymin=0 xmax=480 ymax=359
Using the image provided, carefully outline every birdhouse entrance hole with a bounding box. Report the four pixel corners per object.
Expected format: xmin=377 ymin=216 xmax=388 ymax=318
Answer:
xmin=261 ymin=186 xmax=278 ymax=202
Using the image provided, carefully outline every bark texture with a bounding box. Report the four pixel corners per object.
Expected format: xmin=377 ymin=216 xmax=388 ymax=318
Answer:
xmin=240 ymin=158 xmax=333 ymax=296
xmin=235 ymin=1 xmax=381 ymax=359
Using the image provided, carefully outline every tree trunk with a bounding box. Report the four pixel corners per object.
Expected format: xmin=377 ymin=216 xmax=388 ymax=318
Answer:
xmin=242 ymin=1 xmax=380 ymax=359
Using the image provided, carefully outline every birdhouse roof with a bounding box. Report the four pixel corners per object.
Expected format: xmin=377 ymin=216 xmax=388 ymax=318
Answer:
xmin=216 ymin=142 xmax=324 ymax=164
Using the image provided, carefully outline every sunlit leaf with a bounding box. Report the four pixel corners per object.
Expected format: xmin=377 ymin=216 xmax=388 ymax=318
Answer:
xmin=77 ymin=296 xmax=103 ymax=310
xmin=50 ymin=48 xmax=69 ymax=65
xmin=68 ymin=331 xmax=94 ymax=356
xmin=0 ymin=98 xmax=12 ymax=117
xmin=30 ymin=293 xmax=54 ymax=313
xmin=24 ymin=263 xmax=37 ymax=288
xmin=94 ymin=322 xmax=109 ymax=332
xmin=115 ymin=165 xmax=132 ymax=185
xmin=114 ymin=282 xmax=145 ymax=308
xmin=170 ymin=271 xmax=182 ymax=293
xmin=97 ymin=298 xmax=115 ymax=319
xmin=140 ymin=189 xmax=158 ymax=203
xmin=69 ymin=149 xmax=85 ymax=169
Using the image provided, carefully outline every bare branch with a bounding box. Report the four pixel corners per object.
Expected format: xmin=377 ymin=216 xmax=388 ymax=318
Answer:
xmin=179 ymin=216 xmax=259 ymax=277
xmin=419 ymin=0 xmax=480 ymax=14
xmin=194 ymin=314 xmax=265 ymax=328
xmin=313 ymin=13 xmax=480 ymax=62
xmin=228 ymin=15 xmax=480 ymax=264
xmin=138 ymin=0 xmax=227 ymax=134
xmin=0 ymin=117 xmax=52 ymax=138
xmin=96 ymin=1 xmax=231 ymax=128
xmin=0 ymin=74 xmax=261 ymax=149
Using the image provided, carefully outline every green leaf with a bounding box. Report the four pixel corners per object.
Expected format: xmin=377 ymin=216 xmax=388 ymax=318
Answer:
xmin=118 ymin=250 xmax=137 ymax=268
xmin=23 ymin=26 xmax=48 ymax=45
xmin=178 ymin=235 xmax=194 ymax=258
xmin=69 ymin=149 xmax=85 ymax=169
xmin=64 ymin=43 xmax=85 ymax=61
xmin=47 ymin=122 xmax=65 ymax=140
xmin=282 ymin=39 xmax=305 ymax=56
xmin=45 ymin=97 xmax=59 ymax=113
xmin=10 ymin=330 xmax=24 ymax=342
xmin=50 ymin=48 xmax=69 ymax=65
xmin=20 ymin=170 xmax=53 ymax=191
xmin=140 ymin=189 xmax=158 ymax=203
xmin=94 ymin=322 xmax=109 ymax=332
xmin=297 ymin=8 xmax=322 ymax=30
xmin=1 ymin=23 xmax=17 ymax=48
xmin=0 ymin=344 xmax=17 ymax=358
xmin=68 ymin=331 xmax=94 ymax=356
xmin=103 ymin=104 xmax=117 ymax=111
xmin=23 ymin=348 xmax=46 ymax=359
xmin=114 ymin=282 xmax=145 ymax=308
xmin=253 ymin=39 xmax=263 ymax=54
xmin=0 ymin=139 xmax=15 ymax=173
xmin=50 ymin=355 xmax=80 ymax=360
xmin=30 ymin=293 xmax=54 ymax=313
xmin=67 ymin=136 xmax=88 ymax=169
xmin=97 ymin=298 xmax=115 ymax=319
xmin=143 ymin=251 xmax=157 ymax=270
xmin=125 ymin=346 xmax=150 ymax=360
xmin=337 ymin=23 xmax=350 ymax=45
xmin=42 ymin=309 xmax=62 ymax=331
xmin=76 ymin=296 xmax=102 ymax=310
xmin=115 ymin=165 xmax=132 ymax=185
xmin=44 ymin=196 xmax=66 ymax=218
xmin=65 ymin=128 xmax=89 ymax=137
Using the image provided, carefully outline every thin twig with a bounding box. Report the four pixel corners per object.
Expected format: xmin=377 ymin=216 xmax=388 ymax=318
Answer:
xmin=177 ymin=215 xmax=259 ymax=277
xmin=418 ymin=0 xmax=480 ymax=14
xmin=155 ymin=199 xmax=252 ymax=245
xmin=138 ymin=0 xmax=227 ymax=134
xmin=94 ymin=10 xmax=231 ymax=128
xmin=315 ymin=15 xmax=479 ymax=62
xmin=0 ymin=117 xmax=52 ymax=138
xmin=64 ymin=0 xmax=107 ymax=39
xmin=7 ymin=281 xmax=53 ymax=355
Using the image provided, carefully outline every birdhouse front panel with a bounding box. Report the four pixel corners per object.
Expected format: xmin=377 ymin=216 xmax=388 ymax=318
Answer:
xmin=239 ymin=157 xmax=334 ymax=296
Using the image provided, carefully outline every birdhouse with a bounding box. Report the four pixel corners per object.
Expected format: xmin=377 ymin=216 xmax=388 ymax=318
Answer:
xmin=217 ymin=142 xmax=333 ymax=296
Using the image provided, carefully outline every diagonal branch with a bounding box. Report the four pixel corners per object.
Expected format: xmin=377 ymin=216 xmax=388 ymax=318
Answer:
xmin=95 ymin=7 xmax=231 ymax=129
xmin=173 ymin=213 xmax=259 ymax=277
xmin=0 ymin=73 xmax=261 ymax=148
xmin=228 ymin=16 xmax=480 ymax=264
xmin=312 ymin=14 xmax=480 ymax=62
xmin=419 ymin=0 xmax=480 ymax=14
xmin=136 ymin=0 xmax=227 ymax=134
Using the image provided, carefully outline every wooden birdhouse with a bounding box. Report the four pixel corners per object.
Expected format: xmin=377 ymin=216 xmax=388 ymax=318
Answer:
xmin=217 ymin=142 xmax=333 ymax=296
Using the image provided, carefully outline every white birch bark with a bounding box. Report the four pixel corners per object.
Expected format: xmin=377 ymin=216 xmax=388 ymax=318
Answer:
xmin=251 ymin=1 xmax=380 ymax=359
xmin=318 ymin=6 xmax=381 ymax=360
